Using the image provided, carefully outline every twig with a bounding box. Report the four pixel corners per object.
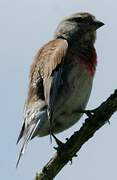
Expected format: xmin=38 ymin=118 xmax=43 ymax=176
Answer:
xmin=34 ymin=89 xmax=117 ymax=180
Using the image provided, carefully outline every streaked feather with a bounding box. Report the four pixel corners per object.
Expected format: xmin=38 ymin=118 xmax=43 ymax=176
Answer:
xmin=17 ymin=39 xmax=68 ymax=166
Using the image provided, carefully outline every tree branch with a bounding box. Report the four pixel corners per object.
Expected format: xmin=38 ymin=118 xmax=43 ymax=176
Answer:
xmin=34 ymin=89 xmax=117 ymax=180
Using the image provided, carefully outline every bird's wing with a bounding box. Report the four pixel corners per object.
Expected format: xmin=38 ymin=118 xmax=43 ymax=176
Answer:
xmin=32 ymin=38 xmax=68 ymax=130
xmin=16 ymin=39 xmax=68 ymax=167
xmin=41 ymin=40 xmax=68 ymax=101
xmin=16 ymin=39 xmax=68 ymax=166
xmin=29 ymin=38 xmax=68 ymax=100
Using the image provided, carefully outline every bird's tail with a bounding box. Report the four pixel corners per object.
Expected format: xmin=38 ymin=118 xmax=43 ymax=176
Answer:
xmin=16 ymin=121 xmax=40 ymax=168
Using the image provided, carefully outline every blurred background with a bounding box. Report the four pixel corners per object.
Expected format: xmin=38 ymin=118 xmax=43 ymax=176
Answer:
xmin=0 ymin=0 xmax=117 ymax=179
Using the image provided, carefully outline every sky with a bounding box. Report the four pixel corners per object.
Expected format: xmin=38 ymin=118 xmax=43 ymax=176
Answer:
xmin=0 ymin=0 xmax=117 ymax=179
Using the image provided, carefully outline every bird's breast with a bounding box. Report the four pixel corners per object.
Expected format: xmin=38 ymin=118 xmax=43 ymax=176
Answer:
xmin=52 ymin=60 xmax=94 ymax=133
xmin=35 ymin=50 xmax=96 ymax=136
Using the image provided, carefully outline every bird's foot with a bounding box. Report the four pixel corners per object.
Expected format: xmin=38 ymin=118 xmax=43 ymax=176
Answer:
xmin=106 ymin=119 xmax=110 ymax=125
xmin=51 ymin=133 xmax=64 ymax=152
xmin=69 ymin=153 xmax=78 ymax=165
xmin=78 ymin=109 xmax=96 ymax=118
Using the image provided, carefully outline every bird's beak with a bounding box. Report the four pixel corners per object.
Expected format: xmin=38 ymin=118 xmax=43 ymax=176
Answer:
xmin=93 ymin=20 xmax=105 ymax=29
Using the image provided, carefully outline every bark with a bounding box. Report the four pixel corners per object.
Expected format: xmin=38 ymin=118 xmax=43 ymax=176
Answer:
xmin=34 ymin=89 xmax=117 ymax=180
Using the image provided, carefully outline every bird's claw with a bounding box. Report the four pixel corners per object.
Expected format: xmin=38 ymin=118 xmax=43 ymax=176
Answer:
xmin=78 ymin=109 xmax=95 ymax=118
xmin=51 ymin=133 xmax=64 ymax=152
xmin=84 ymin=110 xmax=94 ymax=118
xmin=106 ymin=120 xmax=110 ymax=125
xmin=69 ymin=154 xmax=77 ymax=165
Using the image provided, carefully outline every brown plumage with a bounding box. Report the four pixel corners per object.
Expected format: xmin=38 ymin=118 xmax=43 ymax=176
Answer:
xmin=16 ymin=12 xmax=104 ymax=167
xmin=27 ymin=39 xmax=68 ymax=106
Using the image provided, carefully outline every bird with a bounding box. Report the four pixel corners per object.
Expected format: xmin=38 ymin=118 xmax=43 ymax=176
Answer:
xmin=16 ymin=12 xmax=104 ymax=167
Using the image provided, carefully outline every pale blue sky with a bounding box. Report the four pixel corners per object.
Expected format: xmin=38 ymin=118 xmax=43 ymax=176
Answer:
xmin=0 ymin=0 xmax=117 ymax=179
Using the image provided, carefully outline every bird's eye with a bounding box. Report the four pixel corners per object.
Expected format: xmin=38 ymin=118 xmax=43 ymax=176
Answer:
xmin=78 ymin=16 xmax=94 ymax=25
xmin=75 ymin=17 xmax=83 ymax=22
xmin=69 ymin=16 xmax=93 ymax=24
xmin=68 ymin=17 xmax=83 ymax=23
xmin=86 ymin=16 xmax=93 ymax=23
xmin=70 ymin=17 xmax=84 ymax=23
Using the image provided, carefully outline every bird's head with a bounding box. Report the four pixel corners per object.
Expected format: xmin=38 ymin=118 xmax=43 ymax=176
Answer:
xmin=54 ymin=12 xmax=104 ymax=45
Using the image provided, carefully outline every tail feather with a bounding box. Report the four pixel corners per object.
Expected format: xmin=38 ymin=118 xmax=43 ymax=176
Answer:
xmin=16 ymin=121 xmax=40 ymax=168
xmin=16 ymin=123 xmax=25 ymax=144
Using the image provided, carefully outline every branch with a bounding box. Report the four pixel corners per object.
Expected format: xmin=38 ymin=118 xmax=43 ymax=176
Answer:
xmin=34 ymin=89 xmax=117 ymax=180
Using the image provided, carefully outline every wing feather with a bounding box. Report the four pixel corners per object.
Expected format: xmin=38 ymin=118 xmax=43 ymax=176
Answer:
xmin=16 ymin=39 xmax=68 ymax=166
xmin=29 ymin=38 xmax=68 ymax=104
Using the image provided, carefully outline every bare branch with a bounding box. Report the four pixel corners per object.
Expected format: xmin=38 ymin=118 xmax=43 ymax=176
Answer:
xmin=34 ymin=89 xmax=117 ymax=180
